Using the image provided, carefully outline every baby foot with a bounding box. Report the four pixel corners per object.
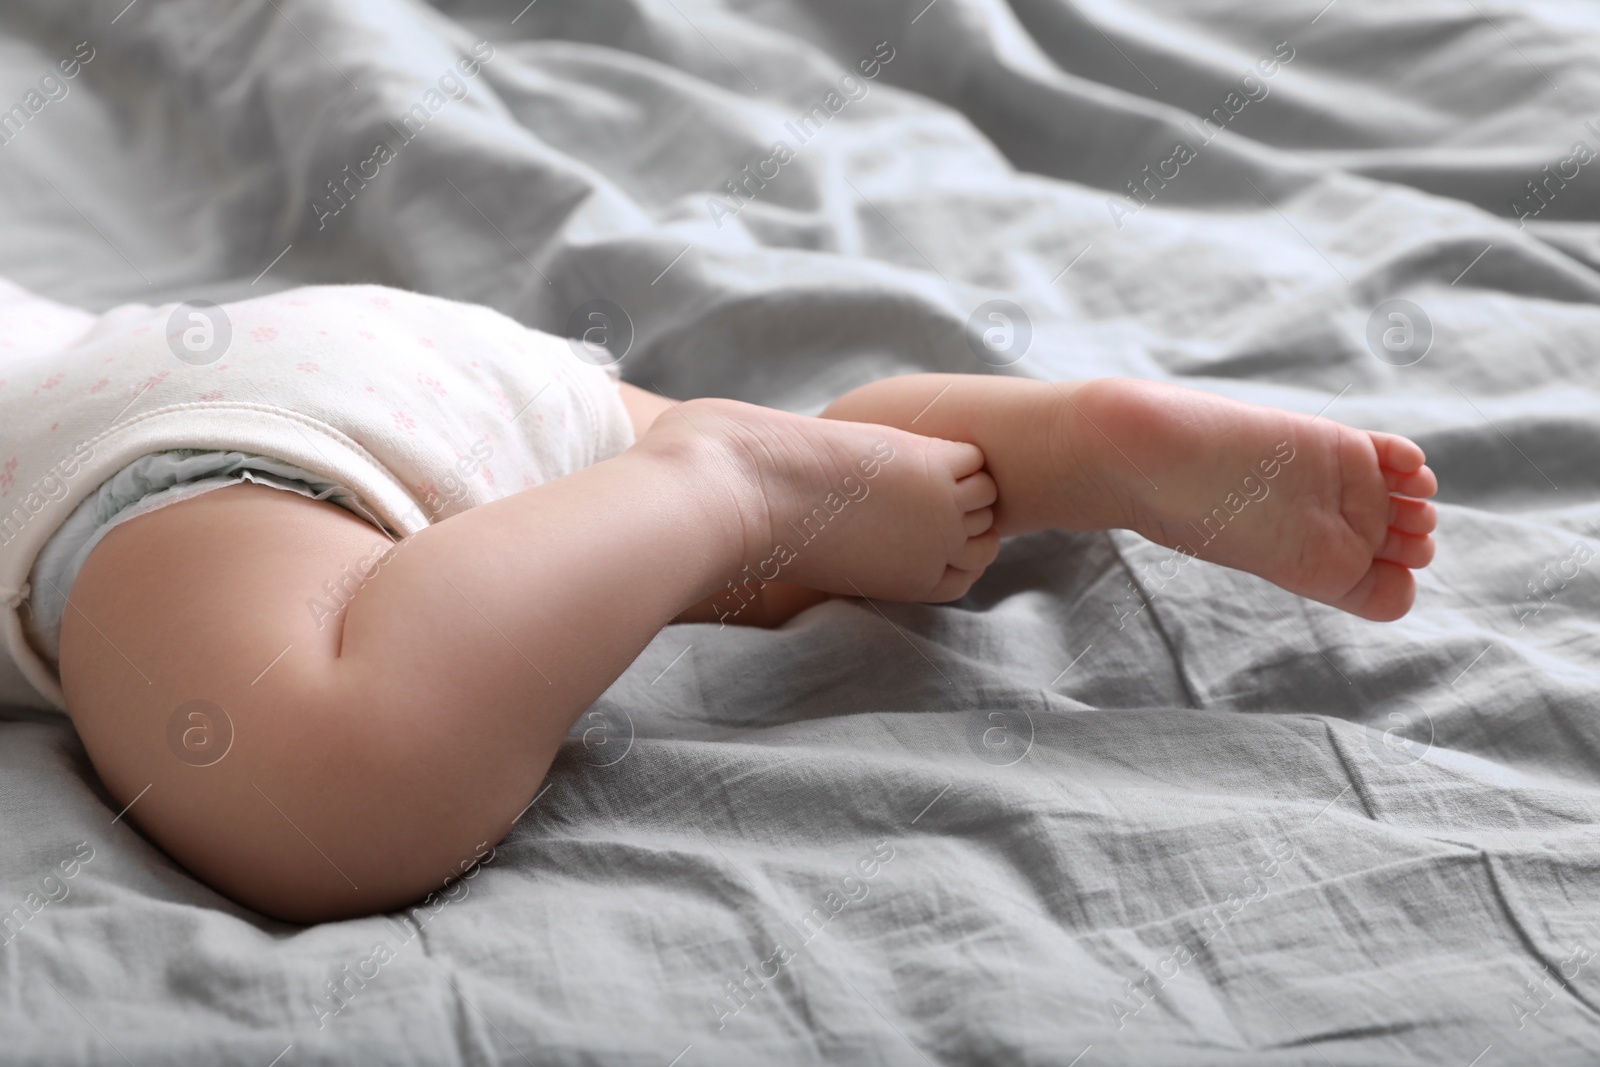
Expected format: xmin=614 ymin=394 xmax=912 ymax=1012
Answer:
xmin=643 ymin=398 xmax=1001 ymax=602
xmin=1060 ymin=378 xmax=1439 ymax=621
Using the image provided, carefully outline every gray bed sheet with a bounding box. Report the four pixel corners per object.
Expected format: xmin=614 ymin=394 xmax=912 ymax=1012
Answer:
xmin=3 ymin=0 xmax=1600 ymax=1063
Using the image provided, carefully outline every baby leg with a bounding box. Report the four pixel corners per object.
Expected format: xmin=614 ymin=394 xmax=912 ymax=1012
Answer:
xmin=60 ymin=397 xmax=994 ymax=922
xmin=61 ymin=444 xmax=749 ymax=922
xmin=822 ymin=374 xmax=1440 ymax=621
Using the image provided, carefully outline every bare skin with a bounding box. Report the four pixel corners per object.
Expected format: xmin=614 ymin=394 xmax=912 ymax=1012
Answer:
xmin=58 ymin=375 xmax=1436 ymax=922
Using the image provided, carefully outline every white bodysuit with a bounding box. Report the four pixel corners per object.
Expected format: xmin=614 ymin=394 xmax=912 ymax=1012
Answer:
xmin=0 ymin=279 xmax=634 ymax=712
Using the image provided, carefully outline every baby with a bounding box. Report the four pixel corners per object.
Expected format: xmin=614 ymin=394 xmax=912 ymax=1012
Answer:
xmin=0 ymin=281 xmax=1437 ymax=923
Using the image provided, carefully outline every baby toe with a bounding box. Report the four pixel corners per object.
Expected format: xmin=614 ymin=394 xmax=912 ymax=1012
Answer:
xmin=1371 ymin=431 xmax=1427 ymax=473
xmin=964 ymin=507 xmax=995 ymax=537
xmin=1384 ymin=463 xmax=1438 ymax=498
xmin=1375 ymin=528 xmax=1435 ymax=569
xmin=954 ymin=470 xmax=997 ymax=511
xmin=1336 ymin=560 xmax=1417 ymax=622
xmin=926 ymin=565 xmax=985 ymax=602
xmin=955 ymin=528 xmax=1001 ymax=571
xmin=1388 ymin=495 xmax=1437 ymax=536
xmin=931 ymin=438 xmax=986 ymax=480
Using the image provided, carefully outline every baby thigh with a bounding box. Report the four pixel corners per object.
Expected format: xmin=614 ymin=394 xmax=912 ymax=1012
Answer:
xmin=58 ymin=484 xmax=535 ymax=923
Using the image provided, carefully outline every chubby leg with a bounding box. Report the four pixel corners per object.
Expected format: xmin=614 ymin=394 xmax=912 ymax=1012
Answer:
xmin=822 ymin=374 xmax=1440 ymax=622
xmin=60 ymin=398 xmax=996 ymax=923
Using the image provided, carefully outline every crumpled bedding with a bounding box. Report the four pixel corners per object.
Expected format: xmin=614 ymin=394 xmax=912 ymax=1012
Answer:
xmin=2 ymin=0 xmax=1600 ymax=1063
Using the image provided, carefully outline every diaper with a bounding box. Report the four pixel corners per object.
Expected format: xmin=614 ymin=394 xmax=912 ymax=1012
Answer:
xmin=0 ymin=281 xmax=635 ymax=712
xmin=22 ymin=449 xmax=372 ymax=669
